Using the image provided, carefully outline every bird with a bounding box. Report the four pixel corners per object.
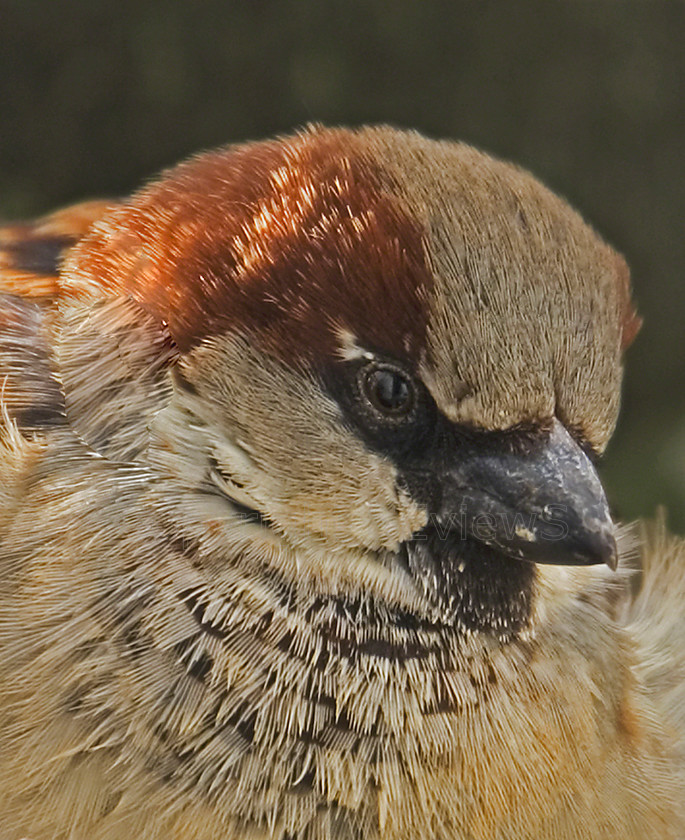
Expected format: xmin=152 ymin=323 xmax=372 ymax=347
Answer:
xmin=0 ymin=125 xmax=683 ymax=840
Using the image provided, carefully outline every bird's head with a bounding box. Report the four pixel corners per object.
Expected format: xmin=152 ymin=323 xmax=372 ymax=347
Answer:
xmin=60 ymin=125 xmax=640 ymax=641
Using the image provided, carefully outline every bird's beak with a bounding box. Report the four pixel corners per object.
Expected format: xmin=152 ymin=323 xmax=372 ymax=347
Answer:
xmin=435 ymin=419 xmax=618 ymax=569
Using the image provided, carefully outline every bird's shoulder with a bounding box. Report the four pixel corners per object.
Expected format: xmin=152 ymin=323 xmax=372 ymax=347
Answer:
xmin=0 ymin=200 xmax=177 ymax=468
xmin=0 ymin=198 xmax=116 ymax=430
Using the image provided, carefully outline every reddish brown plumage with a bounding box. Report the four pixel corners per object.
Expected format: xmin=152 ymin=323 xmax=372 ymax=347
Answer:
xmin=67 ymin=129 xmax=433 ymax=366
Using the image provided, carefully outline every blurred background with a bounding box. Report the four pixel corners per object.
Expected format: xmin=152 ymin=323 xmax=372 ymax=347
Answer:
xmin=1 ymin=0 xmax=683 ymax=531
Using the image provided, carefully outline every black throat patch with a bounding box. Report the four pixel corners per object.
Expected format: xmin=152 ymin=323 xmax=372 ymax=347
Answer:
xmin=399 ymin=527 xmax=536 ymax=639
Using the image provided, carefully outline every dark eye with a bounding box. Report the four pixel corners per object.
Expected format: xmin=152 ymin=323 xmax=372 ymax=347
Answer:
xmin=361 ymin=365 xmax=415 ymax=417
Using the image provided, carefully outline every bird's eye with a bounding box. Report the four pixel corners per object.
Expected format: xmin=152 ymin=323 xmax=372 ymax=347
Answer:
xmin=361 ymin=365 xmax=415 ymax=418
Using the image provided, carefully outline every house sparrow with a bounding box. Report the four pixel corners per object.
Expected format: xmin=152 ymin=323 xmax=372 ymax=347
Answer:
xmin=0 ymin=125 xmax=683 ymax=840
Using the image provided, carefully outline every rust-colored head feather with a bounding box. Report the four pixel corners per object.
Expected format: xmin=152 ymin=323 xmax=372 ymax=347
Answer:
xmin=64 ymin=129 xmax=432 ymax=364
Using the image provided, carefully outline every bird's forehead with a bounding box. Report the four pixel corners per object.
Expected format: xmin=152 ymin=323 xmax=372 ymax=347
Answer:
xmin=358 ymin=127 xmax=634 ymax=442
xmin=68 ymin=126 xmax=635 ymax=442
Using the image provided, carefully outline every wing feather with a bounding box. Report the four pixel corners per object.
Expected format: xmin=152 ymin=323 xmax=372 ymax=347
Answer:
xmin=0 ymin=199 xmax=176 ymax=461
xmin=0 ymin=199 xmax=117 ymax=301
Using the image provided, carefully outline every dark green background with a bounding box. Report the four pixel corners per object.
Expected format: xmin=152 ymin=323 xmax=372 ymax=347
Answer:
xmin=1 ymin=1 xmax=684 ymax=531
